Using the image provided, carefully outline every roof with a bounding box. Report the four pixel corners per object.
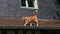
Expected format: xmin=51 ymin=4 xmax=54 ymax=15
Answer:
xmin=0 ymin=17 xmax=60 ymax=29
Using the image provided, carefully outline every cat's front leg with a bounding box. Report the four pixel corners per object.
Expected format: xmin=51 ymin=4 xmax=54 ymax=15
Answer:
xmin=24 ymin=21 xmax=28 ymax=26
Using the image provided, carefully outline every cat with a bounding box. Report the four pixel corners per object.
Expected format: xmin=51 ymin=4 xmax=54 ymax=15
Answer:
xmin=22 ymin=10 xmax=38 ymax=26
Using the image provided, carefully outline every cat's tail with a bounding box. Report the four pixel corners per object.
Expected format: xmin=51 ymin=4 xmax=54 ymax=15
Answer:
xmin=34 ymin=10 xmax=38 ymax=17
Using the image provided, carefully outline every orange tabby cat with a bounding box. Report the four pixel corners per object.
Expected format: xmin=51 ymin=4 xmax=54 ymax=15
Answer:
xmin=22 ymin=10 xmax=38 ymax=26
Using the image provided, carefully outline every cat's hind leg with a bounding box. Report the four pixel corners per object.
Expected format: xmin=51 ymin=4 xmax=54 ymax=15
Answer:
xmin=30 ymin=23 xmax=32 ymax=26
xmin=35 ymin=19 xmax=38 ymax=26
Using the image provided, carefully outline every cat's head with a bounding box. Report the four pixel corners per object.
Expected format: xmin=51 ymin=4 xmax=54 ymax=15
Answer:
xmin=22 ymin=16 xmax=26 ymax=20
xmin=22 ymin=16 xmax=24 ymax=19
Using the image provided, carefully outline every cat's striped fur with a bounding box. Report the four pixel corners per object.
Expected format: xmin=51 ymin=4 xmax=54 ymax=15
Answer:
xmin=22 ymin=10 xmax=38 ymax=26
